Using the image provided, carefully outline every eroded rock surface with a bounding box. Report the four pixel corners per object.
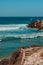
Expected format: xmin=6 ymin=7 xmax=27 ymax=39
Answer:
xmin=0 ymin=46 xmax=43 ymax=65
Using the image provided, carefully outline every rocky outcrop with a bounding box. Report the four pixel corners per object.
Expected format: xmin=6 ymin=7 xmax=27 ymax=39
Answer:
xmin=0 ymin=47 xmax=22 ymax=65
xmin=27 ymin=19 xmax=43 ymax=30
xmin=0 ymin=59 xmax=9 ymax=65
xmin=0 ymin=46 xmax=43 ymax=65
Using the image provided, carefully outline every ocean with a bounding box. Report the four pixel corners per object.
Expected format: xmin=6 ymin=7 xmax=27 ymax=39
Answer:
xmin=0 ymin=17 xmax=43 ymax=59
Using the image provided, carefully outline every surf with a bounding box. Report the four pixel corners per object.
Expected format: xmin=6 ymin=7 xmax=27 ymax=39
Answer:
xmin=0 ymin=24 xmax=43 ymax=42
xmin=0 ymin=32 xmax=43 ymax=42
xmin=0 ymin=24 xmax=27 ymax=31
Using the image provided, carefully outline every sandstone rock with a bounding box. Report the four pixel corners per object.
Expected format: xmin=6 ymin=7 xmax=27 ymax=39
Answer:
xmin=0 ymin=46 xmax=43 ymax=65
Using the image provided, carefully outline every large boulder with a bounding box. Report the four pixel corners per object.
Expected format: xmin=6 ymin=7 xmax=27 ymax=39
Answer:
xmin=27 ymin=19 xmax=43 ymax=30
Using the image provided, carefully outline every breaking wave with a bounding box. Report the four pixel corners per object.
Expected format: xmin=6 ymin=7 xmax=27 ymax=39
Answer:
xmin=0 ymin=32 xmax=43 ymax=42
xmin=0 ymin=24 xmax=27 ymax=31
xmin=0 ymin=24 xmax=43 ymax=42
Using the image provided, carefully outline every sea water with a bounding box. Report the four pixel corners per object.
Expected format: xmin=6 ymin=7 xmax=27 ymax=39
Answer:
xmin=0 ymin=17 xmax=43 ymax=59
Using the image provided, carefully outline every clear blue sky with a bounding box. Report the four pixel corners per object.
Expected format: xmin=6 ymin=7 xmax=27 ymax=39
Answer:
xmin=0 ymin=0 xmax=43 ymax=17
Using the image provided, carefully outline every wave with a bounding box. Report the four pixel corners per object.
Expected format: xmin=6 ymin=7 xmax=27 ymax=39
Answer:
xmin=0 ymin=24 xmax=43 ymax=42
xmin=0 ymin=24 xmax=27 ymax=31
xmin=0 ymin=32 xmax=43 ymax=42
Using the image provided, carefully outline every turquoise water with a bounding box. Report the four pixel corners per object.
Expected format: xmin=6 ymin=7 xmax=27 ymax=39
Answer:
xmin=0 ymin=36 xmax=43 ymax=59
xmin=0 ymin=17 xmax=43 ymax=59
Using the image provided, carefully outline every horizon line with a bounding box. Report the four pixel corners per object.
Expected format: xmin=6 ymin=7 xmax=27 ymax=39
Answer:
xmin=0 ymin=16 xmax=43 ymax=17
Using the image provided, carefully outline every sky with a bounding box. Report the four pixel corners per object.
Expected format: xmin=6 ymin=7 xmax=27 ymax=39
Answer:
xmin=0 ymin=0 xmax=43 ymax=17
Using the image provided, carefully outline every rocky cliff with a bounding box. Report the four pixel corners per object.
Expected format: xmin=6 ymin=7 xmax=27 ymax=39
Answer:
xmin=0 ymin=46 xmax=43 ymax=65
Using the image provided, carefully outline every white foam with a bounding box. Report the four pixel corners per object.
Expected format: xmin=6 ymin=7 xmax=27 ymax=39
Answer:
xmin=0 ymin=24 xmax=43 ymax=39
xmin=0 ymin=27 xmax=19 ymax=31
xmin=0 ymin=24 xmax=27 ymax=31
xmin=0 ymin=32 xmax=43 ymax=42
xmin=19 ymin=33 xmax=43 ymax=38
xmin=1 ymin=32 xmax=43 ymax=39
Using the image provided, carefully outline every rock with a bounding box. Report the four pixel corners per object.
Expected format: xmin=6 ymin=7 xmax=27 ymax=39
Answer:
xmin=0 ymin=46 xmax=43 ymax=65
xmin=27 ymin=19 xmax=43 ymax=30
xmin=8 ymin=50 xmax=21 ymax=65
xmin=39 ymin=20 xmax=43 ymax=30
xmin=0 ymin=59 xmax=9 ymax=65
